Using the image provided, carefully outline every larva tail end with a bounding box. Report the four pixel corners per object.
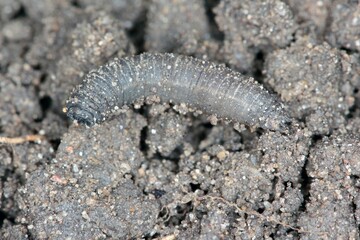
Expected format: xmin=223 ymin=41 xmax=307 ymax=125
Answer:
xmin=66 ymin=105 xmax=96 ymax=127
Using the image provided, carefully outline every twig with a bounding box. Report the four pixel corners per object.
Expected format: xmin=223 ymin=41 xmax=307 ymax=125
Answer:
xmin=0 ymin=135 xmax=44 ymax=144
xmin=155 ymin=234 xmax=176 ymax=240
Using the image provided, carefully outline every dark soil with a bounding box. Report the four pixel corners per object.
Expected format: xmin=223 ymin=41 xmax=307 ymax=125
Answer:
xmin=0 ymin=0 xmax=359 ymax=239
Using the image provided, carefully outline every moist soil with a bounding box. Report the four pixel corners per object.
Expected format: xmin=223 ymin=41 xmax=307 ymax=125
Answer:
xmin=0 ymin=0 xmax=360 ymax=239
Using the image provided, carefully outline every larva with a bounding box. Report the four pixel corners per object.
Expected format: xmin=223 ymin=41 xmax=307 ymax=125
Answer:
xmin=65 ymin=53 xmax=291 ymax=131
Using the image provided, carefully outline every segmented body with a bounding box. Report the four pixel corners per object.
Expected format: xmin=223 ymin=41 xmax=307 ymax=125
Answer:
xmin=66 ymin=53 xmax=290 ymax=131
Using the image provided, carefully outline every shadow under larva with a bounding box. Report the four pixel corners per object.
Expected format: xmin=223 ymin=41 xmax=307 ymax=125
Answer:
xmin=65 ymin=53 xmax=291 ymax=132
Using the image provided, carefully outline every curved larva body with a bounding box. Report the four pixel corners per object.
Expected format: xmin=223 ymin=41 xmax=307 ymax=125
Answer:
xmin=66 ymin=53 xmax=290 ymax=131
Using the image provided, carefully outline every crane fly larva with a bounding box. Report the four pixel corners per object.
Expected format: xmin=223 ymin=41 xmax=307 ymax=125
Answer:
xmin=65 ymin=53 xmax=290 ymax=131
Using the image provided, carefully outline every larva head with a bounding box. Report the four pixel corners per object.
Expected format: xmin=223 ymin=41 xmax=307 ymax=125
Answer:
xmin=65 ymin=99 xmax=102 ymax=127
xmin=65 ymin=67 xmax=118 ymax=127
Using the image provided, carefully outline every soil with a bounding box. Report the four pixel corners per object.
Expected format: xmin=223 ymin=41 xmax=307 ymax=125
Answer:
xmin=0 ymin=0 xmax=359 ymax=239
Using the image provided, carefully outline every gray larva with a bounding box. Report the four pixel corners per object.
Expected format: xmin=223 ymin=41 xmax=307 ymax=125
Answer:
xmin=65 ymin=53 xmax=291 ymax=131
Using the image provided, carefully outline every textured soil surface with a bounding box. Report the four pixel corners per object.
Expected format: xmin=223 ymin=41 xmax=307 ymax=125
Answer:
xmin=0 ymin=0 xmax=360 ymax=239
